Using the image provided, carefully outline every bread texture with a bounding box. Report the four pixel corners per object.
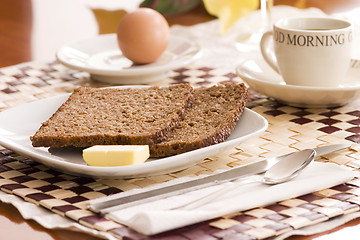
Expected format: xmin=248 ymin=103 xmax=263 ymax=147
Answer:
xmin=30 ymin=84 xmax=193 ymax=147
xmin=149 ymin=83 xmax=248 ymax=157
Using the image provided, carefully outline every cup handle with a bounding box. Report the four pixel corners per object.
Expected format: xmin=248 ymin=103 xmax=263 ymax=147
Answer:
xmin=260 ymin=31 xmax=280 ymax=74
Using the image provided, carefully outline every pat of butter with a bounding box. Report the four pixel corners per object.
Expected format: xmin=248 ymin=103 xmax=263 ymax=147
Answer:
xmin=82 ymin=145 xmax=149 ymax=167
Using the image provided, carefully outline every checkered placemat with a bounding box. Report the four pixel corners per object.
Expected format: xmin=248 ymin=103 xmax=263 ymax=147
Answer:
xmin=0 ymin=61 xmax=360 ymax=240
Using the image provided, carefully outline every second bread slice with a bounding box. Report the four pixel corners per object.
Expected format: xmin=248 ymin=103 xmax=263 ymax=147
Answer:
xmin=150 ymin=83 xmax=248 ymax=157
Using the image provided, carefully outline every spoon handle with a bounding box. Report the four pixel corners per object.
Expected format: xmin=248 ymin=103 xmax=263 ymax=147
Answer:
xmin=313 ymin=144 xmax=350 ymax=156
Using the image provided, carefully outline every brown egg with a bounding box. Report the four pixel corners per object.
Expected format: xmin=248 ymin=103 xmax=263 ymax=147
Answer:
xmin=117 ymin=8 xmax=170 ymax=64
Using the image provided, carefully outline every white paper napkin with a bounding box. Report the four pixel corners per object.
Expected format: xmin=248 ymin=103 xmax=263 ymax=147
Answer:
xmin=107 ymin=162 xmax=354 ymax=235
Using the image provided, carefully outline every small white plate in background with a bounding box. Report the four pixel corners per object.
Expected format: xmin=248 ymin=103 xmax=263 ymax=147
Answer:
xmin=56 ymin=34 xmax=201 ymax=84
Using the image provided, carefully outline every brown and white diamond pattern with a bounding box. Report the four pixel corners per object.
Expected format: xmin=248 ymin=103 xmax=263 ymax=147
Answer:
xmin=248 ymin=98 xmax=360 ymax=144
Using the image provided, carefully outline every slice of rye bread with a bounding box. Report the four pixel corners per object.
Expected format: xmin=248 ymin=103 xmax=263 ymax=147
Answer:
xmin=149 ymin=83 xmax=248 ymax=157
xmin=30 ymin=84 xmax=194 ymax=147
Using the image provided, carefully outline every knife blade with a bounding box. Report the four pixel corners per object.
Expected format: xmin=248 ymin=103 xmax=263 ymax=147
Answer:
xmin=88 ymin=143 xmax=349 ymax=214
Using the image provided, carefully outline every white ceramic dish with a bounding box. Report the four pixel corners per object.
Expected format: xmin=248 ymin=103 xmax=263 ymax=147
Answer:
xmin=0 ymin=90 xmax=267 ymax=179
xmin=56 ymin=34 xmax=202 ymax=84
xmin=236 ymin=58 xmax=360 ymax=108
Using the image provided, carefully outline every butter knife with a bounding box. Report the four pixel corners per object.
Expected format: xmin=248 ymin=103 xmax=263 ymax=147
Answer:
xmin=89 ymin=143 xmax=349 ymax=214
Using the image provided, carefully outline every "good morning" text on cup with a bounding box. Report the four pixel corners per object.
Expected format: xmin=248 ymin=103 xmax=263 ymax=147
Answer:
xmin=274 ymin=31 xmax=352 ymax=47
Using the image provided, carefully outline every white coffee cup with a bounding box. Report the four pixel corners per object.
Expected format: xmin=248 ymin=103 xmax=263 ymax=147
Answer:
xmin=260 ymin=17 xmax=353 ymax=87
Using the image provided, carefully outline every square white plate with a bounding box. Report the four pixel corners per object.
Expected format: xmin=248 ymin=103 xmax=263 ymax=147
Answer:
xmin=0 ymin=91 xmax=267 ymax=179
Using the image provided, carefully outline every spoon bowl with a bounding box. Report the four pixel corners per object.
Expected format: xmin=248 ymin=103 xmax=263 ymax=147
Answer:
xmin=263 ymin=149 xmax=315 ymax=184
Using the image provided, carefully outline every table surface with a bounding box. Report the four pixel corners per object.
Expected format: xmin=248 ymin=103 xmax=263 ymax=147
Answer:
xmin=1 ymin=0 xmax=360 ymax=239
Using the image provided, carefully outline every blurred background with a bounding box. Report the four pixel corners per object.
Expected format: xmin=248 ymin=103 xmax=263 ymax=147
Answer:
xmin=0 ymin=0 xmax=359 ymax=67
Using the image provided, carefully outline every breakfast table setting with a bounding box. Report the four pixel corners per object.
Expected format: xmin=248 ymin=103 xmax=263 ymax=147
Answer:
xmin=1 ymin=1 xmax=360 ymax=240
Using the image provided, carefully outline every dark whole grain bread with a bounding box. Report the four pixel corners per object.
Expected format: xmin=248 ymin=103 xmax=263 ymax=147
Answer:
xmin=30 ymin=84 xmax=193 ymax=147
xmin=149 ymin=83 xmax=248 ymax=157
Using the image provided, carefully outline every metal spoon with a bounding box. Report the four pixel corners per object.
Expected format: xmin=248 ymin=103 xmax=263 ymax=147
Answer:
xmin=172 ymin=149 xmax=316 ymax=210
xmin=262 ymin=149 xmax=316 ymax=184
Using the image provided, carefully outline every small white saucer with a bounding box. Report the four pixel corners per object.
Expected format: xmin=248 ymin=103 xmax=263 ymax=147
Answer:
xmin=236 ymin=58 xmax=360 ymax=108
xmin=56 ymin=34 xmax=201 ymax=84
